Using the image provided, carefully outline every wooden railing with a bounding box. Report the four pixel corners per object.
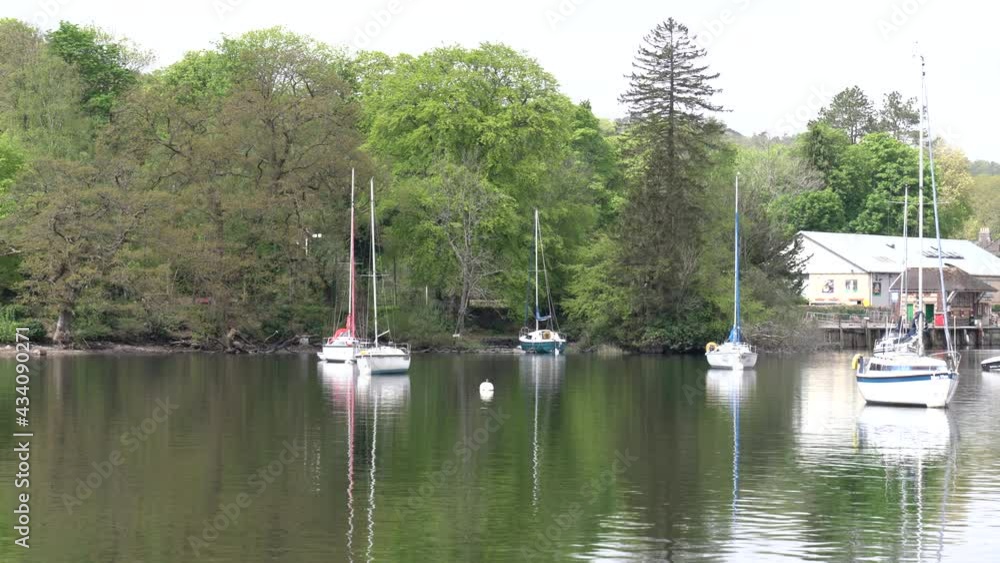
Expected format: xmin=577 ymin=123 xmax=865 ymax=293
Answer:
xmin=804 ymin=309 xmax=893 ymax=328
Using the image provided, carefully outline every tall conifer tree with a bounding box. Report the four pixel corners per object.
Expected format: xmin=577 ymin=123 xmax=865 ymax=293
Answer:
xmin=619 ymin=18 xmax=725 ymax=316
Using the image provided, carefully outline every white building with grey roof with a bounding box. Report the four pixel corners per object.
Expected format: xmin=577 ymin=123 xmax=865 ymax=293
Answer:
xmin=796 ymin=231 xmax=1000 ymax=310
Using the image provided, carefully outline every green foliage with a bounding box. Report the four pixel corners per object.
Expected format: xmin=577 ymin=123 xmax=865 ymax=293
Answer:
xmin=847 ymin=133 xmax=921 ymax=234
xmin=363 ymin=43 xmax=573 ymax=182
xmin=564 ymin=235 xmax=630 ymax=343
xmin=111 ymin=27 xmax=367 ymax=346
xmin=617 ymin=18 xmax=726 ymax=319
xmin=0 ymin=132 xmax=24 ymax=185
xmin=389 ymin=160 xmax=515 ymax=334
xmin=0 ymin=305 xmax=45 ymax=343
xmin=819 ymin=86 xmax=875 ymax=143
xmin=774 ymin=189 xmax=846 ymax=235
xmin=0 ymin=132 xmax=25 ymax=217
xmin=47 ymin=21 xmax=145 ymax=120
xmin=566 ymin=20 xmax=808 ymax=351
xmin=259 ymin=303 xmax=330 ymax=342
xmin=157 ymin=50 xmax=232 ymax=104
xmin=362 ymin=43 xmax=600 ymax=331
xmin=0 ymin=19 xmax=93 ymax=158
xmin=963 ymin=175 xmax=1000 ymax=237
xmin=0 ymin=304 xmax=17 ymax=342
xmin=931 ymin=142 xmax=973 ymax=236
xmin=796 ymin=125 xmax=970 ymax=238
xmin=570 ymin=101 xmax=625 ymax=226
xmin=806 ymin=85 xmax=973 ymax=238
xmin=3 ymin=157 xmax=150 ymax=343
xmin=0 ymin=255 xmax=21 ymax=302
xmin=728 ymin=140 xmax=810 ymax=297
xmin=386 ymin=302 xmax=455 ymax=349
xmin=876 ymin=91 xmax=919 ymax=143
xmin=634 ymin=303 xmax=728 ymax=353
xmin=0 ymin=16 xmax=982 ymax=352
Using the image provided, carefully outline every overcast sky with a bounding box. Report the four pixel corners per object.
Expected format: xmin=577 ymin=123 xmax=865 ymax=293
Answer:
xmin=7 ymin=0 xmax=998 ymax=160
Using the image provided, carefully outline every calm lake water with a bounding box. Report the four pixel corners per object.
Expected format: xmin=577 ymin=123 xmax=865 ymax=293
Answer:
xmin=2 ymin=350 xmax=1000 ymax=562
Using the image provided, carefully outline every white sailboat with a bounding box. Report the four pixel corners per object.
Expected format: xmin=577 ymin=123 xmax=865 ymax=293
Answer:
xmin=319 ymin=169 xmax=361 ymax=363
xmin=518 ymin=209 xmax=567 ymax=354
xmin=853 ymin=55 xmax=959 ymax=408
xmin=706 ymin=174 xmax=757 ymax=370
xmin=356 ymin=178 xmax=411 ymax=375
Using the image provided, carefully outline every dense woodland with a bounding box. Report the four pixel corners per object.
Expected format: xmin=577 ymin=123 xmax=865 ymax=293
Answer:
xmin=0 ymin=18 xmax=995 ymax=351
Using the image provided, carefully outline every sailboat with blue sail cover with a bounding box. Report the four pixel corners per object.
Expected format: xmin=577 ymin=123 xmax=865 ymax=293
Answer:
xmin=705 ymin=174 xmax=758 ymax=370
xmin=518 ymin=209 xmax=567 ymax=354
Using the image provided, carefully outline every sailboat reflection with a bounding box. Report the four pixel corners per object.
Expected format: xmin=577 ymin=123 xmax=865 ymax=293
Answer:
xmin=318 ymin=361 xmax=358 ymax=561
xmin=359 ymin=374 xmax=409 ymax=562
xmin=318 ymin=362 xmax=359 ymax=561
xmin=705 ymin=370 xmax=756 ymax=520
xmin=319 ymin=363 xmax=409 ymax=562
xmin=519 ymin=355 xmax=566 ymax=510
xmin=856 ymin=407 xmax=958 ymax=561
xmin=320 ymin=361 xmax=358 ymax=393
xmin=518 ymin=354 xmax=565 ymax=393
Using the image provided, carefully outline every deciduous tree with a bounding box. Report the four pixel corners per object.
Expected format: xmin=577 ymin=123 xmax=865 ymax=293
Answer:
xmin=5 ymin=157 xmax=148 ymax=343
xmin=119 ymin=28 xmax=368 ymax=344
xmin=47 ymin=21 xmax=150 ymax=120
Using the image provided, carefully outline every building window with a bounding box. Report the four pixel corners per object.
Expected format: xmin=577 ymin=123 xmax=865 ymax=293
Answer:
xmin=822 ymin=279 xmax=834 ymax=294
xmin=845 ymin=279 xmax=858 ymax=293
xmin=873 ymin=281 xmax=882 ymax=296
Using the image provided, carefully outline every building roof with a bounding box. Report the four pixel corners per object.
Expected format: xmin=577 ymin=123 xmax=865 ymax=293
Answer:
xmin=798 ymin=231 xmax=1000 ymax=277
xmin=888 ymin=267 xmax=996 ymax=293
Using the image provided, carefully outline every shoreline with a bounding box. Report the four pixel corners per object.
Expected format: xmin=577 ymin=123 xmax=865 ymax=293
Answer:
xmin=4 ymin=340 xmax=983 ymax=358
xmin=0 ymin=341 xmax=536 ymax=357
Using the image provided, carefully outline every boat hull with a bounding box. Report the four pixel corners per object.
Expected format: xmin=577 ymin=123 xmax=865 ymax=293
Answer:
xmin=357 ymin=346 xmax=411 ymax=374
xmin=857 ymin=375 xmax=957 ymax=408
xmin=317 ymin=343 xmax=357 ymax=363
xmin=982 ymin=356 xmax=1000 ymax=372
xmin=856 ymin=355 xmax=958 ymax=408
xmin=518 ymin=339 xmax=566 ymax=354
xmin=705 ymin=342 xmax=757 ymax=370
xmin=706 ymin=351 xmax=758 ymax=370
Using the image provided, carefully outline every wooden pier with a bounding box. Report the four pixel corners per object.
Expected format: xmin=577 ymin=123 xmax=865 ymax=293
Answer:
xmin=810 ymin=312 xmax=1000 ymax=350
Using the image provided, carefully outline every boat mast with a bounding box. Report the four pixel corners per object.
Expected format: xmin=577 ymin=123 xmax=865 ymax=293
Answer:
xmin=733 ymin=174 xmax=741 ymax=342
xmin=917 ymin=59 xmax=925 ymax=356
xmin=921 ymin=56 xmax=955 ymax=361
xmin=370 ymin=178 xmax=379 ymax=347
xmin=348 ymin=169 xmax=356 ymax=339
xmin=902 ymin=184 xmax=908 ymax=322
xmin=534 ymin=209 xmax=540 ymax=333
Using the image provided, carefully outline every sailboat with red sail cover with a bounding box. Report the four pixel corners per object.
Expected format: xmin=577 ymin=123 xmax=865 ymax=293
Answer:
xmin=318 ymin=170 xmax=361 ymax=363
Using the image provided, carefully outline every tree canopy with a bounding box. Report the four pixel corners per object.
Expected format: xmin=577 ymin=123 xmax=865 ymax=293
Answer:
xmin=0 ymin=18 xmax=988 ymax=350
